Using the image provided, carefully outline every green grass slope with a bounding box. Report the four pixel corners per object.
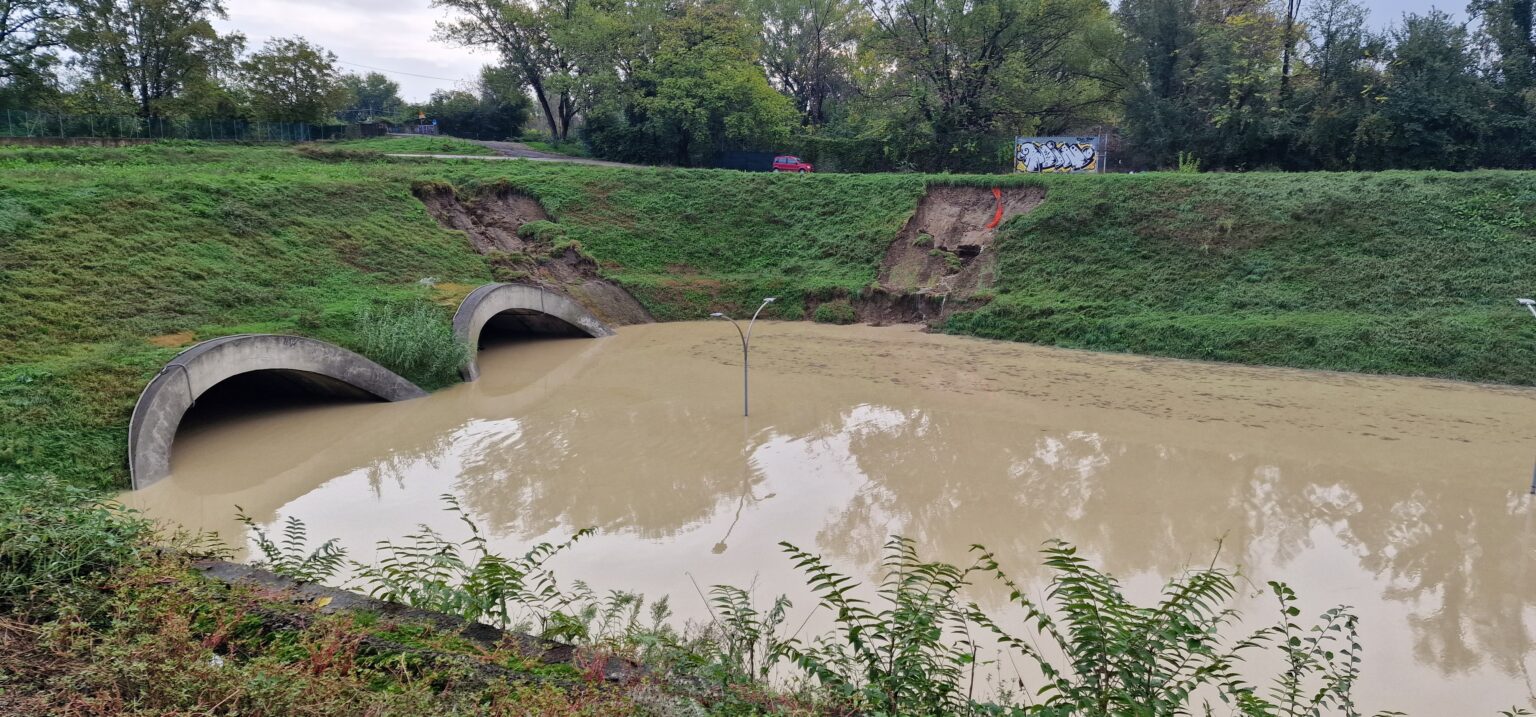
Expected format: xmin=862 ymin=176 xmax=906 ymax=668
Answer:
xmin=4 ymin=142 xmax=1535 ymax=489
xmin=951 ymin=172 xmax=1536 ymax=384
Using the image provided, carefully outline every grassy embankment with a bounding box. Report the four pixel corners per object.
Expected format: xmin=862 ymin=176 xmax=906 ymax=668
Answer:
xmin=6 ymin=141 xmax=1536 ymax=489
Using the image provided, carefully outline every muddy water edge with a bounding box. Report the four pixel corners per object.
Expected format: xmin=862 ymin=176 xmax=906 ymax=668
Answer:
xmin=121 ymin=321 xmax=1536 ymax=712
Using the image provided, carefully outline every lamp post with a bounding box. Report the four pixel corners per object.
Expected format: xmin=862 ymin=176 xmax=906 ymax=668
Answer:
xmin=711 ymin=297 xmax=776 ymax=417
xmin=1522 ymin=300 xmax=1536 ymax=493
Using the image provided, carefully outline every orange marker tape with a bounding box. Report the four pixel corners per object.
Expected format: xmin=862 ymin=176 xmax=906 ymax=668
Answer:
xmin=985 ymin=187 xmax=1004 ymax=229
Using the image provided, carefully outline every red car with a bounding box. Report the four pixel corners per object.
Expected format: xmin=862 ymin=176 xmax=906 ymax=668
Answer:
xmin=772 ymin=155 xmax=814 ymax=173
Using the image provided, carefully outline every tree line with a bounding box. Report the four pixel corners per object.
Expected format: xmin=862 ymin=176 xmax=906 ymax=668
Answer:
xmin=0 ymin=0 xmax=529 ymax=138
xmin=4 ymin=0 xmax=1536 ymax=171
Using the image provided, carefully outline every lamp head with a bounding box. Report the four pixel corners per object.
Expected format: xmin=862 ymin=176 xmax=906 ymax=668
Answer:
xmin=762 ymin=297 xmax=777 ymax=303
xmin=710 ymin=312 xmax=726 ymax=318
xmin=1520 ymin=298 xmax=1536 ymax=307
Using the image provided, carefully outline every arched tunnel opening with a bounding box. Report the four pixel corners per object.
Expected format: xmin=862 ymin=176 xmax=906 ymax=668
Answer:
xmin=477 ymin=309 xmax=591 ymax=349
xmin=173 ymin=369 xmax=387 ymax=442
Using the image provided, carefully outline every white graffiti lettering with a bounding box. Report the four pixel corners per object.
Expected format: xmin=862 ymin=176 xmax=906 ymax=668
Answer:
xmin=1015 ymin=140 xmax=1097 ymax=173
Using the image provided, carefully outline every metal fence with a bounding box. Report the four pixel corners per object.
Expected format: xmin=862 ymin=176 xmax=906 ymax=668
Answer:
xmin=0 ymin=109 xmax=345 ymax=142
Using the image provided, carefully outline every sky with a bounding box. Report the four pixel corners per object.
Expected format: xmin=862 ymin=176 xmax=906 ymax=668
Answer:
xmin=219 ymin=0 xmax=1462 ymax=103
xmin=217 ymin=0 xmax=498 ymax=102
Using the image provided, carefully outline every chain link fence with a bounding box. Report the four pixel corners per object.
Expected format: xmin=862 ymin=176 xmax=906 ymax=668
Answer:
xmin=1 ymin=110 xmax=349 ymax=142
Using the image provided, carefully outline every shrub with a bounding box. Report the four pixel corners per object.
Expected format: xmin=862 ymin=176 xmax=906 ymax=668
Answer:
xmin=813 ymin=301 xmax=857 ymax=325
xmin=0 ymin=476 xmax=151 ymax=616
xmin=353 ymin=303 xmax=470 ymax=390
xmin=517 ymin=220 xmax=567 ymax=242
xmin=777 ymin=537 xmax=1398 ymax=716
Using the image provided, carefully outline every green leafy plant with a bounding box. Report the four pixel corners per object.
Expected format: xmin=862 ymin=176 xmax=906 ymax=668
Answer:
xmin=237 ymin=509 xmax=348 ymax=584
xmin=775 ymin=538 xmax=1403 ymax=716
xmin=778 ymin=537 xmax=989 ymax=714
xmin=353 ymin=303 xmax=471 ymax=389
xmin=0 ymin=476 xmax=151 ymax=616
xmin=812 ymin=301 xmax=857 ymax=325
xmin=1177 ymin=151 xmax=1202 ymax=173
xmin=351 ymin=494 xmax=593 ymax=638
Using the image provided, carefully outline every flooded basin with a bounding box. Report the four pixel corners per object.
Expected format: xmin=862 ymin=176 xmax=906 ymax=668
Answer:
xmin=122 ymin=321 xmax=1536 ymax=712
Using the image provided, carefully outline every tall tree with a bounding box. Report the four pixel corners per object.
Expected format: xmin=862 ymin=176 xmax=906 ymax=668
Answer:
xmin=239 ymin=36 xmax=349 ymax=123
xmin=1117 ymin=0 xmax=1284 ymax=169
xmin=1279 ymin=0 xmax=1302 ymax=98
xmin=1292 ymin=0 xmax=1380 ymax=169
xmin=339 ymin=71 xmax=404 ymax=120
xmin=0 ymin=0 xmax=66 ymax=82
xmin=752 ymin=0 xmax=861 ymax=126
xmin=434 ymin=0 xmax=579 ymax=140
xmin=1469 ymin=0 xmax=1536 ymax=164
xmin=1365 ymin=10 xmax=1488 ymax=169
xmin=864 ymin=0 xmax=1121 ymax=170
xmin=1469 ymin=0 xmax=1536 ymax=96
xmin=66 ymin=0 xmax=243 ymax=117
xmin=581 ymin=1 xmax=796 ymax=165
xmin=471 ymin=62 xmax=533 ymax=138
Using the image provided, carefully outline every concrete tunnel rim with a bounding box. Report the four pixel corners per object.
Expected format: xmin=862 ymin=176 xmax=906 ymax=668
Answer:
xmin=126 ymin=333 xmax=428 ymax=490
xmin=452 ymin=282 xmax=615 ymax=382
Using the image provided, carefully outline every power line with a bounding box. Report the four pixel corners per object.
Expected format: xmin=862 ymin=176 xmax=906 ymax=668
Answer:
xmin=336 ymin=59 xmax=469 ymax=83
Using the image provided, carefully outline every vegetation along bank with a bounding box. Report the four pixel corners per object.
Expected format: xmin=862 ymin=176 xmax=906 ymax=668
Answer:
xmin=4 ymin=140 xmax=1536 ymax=490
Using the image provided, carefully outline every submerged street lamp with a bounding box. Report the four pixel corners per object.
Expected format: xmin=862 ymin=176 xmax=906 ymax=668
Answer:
xmin=711 ymin=297 xmax=776 ymax=417
xmin=1521 ymin=300 xmax=1536 ymax=493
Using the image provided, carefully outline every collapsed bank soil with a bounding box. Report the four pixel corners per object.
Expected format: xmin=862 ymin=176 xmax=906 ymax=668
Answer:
xmin=5 ymin=141 xmax=1536 ymax=487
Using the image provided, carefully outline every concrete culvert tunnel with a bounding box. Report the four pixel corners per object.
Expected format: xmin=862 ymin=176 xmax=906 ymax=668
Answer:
xmin=128 ymin=286 xmax=614 ymax=489
xmin=176 ymin=369 xmax=389 ymax=432
xmin=452 ymin=283 xmax=616 ymax=381
xmin=127 ymin=335 xmax=427 ymax=490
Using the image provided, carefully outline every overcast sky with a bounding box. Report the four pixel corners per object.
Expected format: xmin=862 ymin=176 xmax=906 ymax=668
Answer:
xmin=217 ymin=0 xmax=1463 ymax=103
xmin=217 ymin=0 xmax=498 ymax=101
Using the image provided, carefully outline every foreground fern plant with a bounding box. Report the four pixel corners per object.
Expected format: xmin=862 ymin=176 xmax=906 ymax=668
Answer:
xmin=236 ymin=503 xmax=1492 ymax=716
xmin=237 ymin=509 xmax=346 ymax=584
xmin=777 ymin=538 xmax=1408 ymax=716
xmin=351 ymin=495 xmax=593 ymax=638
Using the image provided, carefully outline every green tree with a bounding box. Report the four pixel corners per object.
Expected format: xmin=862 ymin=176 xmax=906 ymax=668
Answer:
xmin=1469 ymin=0 xmax=1536 ymax=165
xmin=1291 ymin=0 xmax=1381 ymax=169
xmin=583 ymin=1 xmax=796 ymax=166
xmin=339 ymin=71 xmax=404 ymax=120
xmin=434 ymin=0 xmax=579 ymax=140
xmin=1470 ymin=0 xmax=1535 ymax=96
xmin=1117 ymin=0 xmax=1285 ymax=169
xmin=409 ymin=64 xmax=530 ymax=139
xmin=862 ymin=0 xmax=1121 ymax=170
xmin=1362 ymin=11 xmax=1488 ymax=169
xmin=752 ymin=0 xmax=861 ymax=126
xmin=66 ymin=0 xmax=244 ymax=117
xmin=239 ymin=36 xmax=349 ymax=123
xmin=0 ymin=0 xmax=66 ymax=82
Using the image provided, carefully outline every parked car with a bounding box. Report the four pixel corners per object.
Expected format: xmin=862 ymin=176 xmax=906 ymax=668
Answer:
xmin=772 ymin=155 xmax=814 ymax=173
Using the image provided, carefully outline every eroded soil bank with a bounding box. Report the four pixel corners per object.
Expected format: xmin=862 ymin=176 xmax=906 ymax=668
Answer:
xmin=414 ymin=183 xmax=654 ymax=326
xmin=123 ymin=322 xmax=1536 ymax=713
xmin=416 ymin=182 xmax=1038 ymax=329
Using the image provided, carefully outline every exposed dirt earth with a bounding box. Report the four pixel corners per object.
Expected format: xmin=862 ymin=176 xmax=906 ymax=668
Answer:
xmin=870 ymin=185 xmax=1045 ymax=322
xmin=414 ymin=185 xmax=653 ymax=326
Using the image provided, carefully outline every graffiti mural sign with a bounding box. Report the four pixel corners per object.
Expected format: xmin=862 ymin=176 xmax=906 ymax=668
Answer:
xmin=1014 ymin=136 xmax=1102 ymax=173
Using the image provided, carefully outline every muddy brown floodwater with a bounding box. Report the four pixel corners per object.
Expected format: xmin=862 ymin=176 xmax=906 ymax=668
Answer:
xmin=121 ymin=321 xmax=1536 ymax=712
